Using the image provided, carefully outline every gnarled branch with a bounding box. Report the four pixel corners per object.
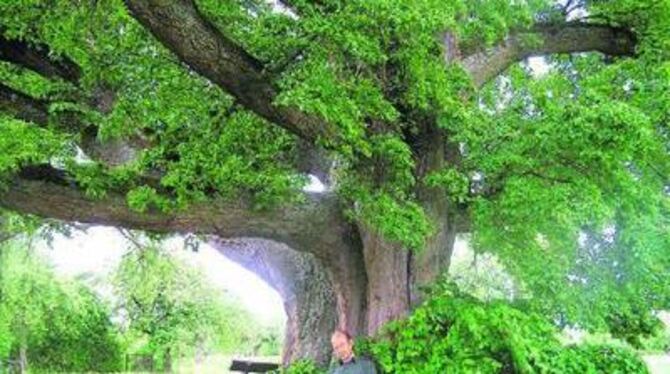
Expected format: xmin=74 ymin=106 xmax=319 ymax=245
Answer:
xmin=0 ymin=33 xmax=81 ymax=83
xmin=0 ymin=82 xmax=49 ymax=124
xmin=462 ymin=23 xmax=637 ymax=87
xmin=123 ymin=0 xmax=336 ymax=143
xmin=1 ymin=165 xmax=348 ymax=252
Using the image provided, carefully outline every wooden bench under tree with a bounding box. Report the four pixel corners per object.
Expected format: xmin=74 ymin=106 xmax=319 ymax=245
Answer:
xmin=229 ymin=359 xmax=280 ymax=373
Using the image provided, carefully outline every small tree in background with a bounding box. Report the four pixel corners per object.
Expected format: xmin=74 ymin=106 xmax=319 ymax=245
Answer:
xmin=0 ymin=243 xmax=123 ymax=373
xmin=113 ymin=241 xmax=264 ymax=371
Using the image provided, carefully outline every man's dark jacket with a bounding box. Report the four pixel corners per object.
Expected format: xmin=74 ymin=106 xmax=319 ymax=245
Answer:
xmin=328 ymin=356 xmax=377 ymax=374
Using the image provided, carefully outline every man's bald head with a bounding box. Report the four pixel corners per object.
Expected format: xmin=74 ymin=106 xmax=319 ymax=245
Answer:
xmin=331 ymin=329 xmax=354 ymax=362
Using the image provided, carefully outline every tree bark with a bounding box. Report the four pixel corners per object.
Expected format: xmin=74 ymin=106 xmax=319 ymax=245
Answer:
xmin=209 ymin=238 xmax=338 ymax=366
xmin=358 ymin=227 xmax=411 ymax=335
xmin=18 ymin=342 xmax=27 ymax=374
xmin=357 ymin=123 xmax=459 ymax=335
xmin=410 ymin=125 xmax=459 ymax=305
xmin=0 ymin=172 xmax=346 ymax=252
xmin=208 ymin=228 xmax=368 ymax=366
xmin=462 ymin=23 xmax=636 ymax=87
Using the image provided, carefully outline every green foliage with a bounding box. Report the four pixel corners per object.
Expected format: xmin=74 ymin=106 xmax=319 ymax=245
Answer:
xmin=448 ymin=248 xmax=519 ymax=302
xmin=0 ymin=243 xmax=123 ymax=372
xmin=0 ymin=0 xmax=306 ymax=211
xmin=606 ymin=309 xmax=665 ymax=348
xmin=198 ymin=0 xmax=551 ymax=248
xmin=113 ymin=242 xmax=259 ymax=369
xmin=587 ymin=0 xmax=670 ymax=58
xmin=351 ymin=193 xmax=432 ymax=250
xmin=2 ymin=0 xmax=667 ymax=254
xmin=358 ymin=282 xmax=554 ymax=373
xmin=145 ymin=110 xmax=305 ymax=210
xmin=0 ymin=211 xmax=44 ymax=240
xmin=453 ymin=50 xmax=670 ymax=332
xmin=0 ymin=231 xmax=281 ymax=372
xmin=26 ymin=285 xmax=124 ymax=372
xmin=0 ymin=61 xmax=70 ymax=100
xmin=355 ymin=282 xmax=648 ymax=373
xmin=273 ymin=359 xmax=325 ymax=374
xmin=0 ymin=116 xmax=70 ymax=179
xmin=339 ymin=135 xmax=433 ymax=249
xmin=539 ymin=344 xmax=649 ymax=374
xmin=425 ymin=168 xmax=471 ymax=204
xmin=638 ymin=326 xmax=670 ymax=353
xmin=251 ymin=325 xmax=283 ymax=357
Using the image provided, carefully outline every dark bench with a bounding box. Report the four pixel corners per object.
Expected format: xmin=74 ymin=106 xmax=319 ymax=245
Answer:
xmin=229 ymin=359 xmax=280 ymax=373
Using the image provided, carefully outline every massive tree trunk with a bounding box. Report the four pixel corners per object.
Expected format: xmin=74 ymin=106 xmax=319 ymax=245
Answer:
xmin=357 ymin=223 xmax=456 ymax=336
xmin=210 ymin=222 xmax=457 ymax=363
xmin=358 ymin=123 xmax=458 ymax=336
xmin=207 ymin=212 xmax=369 ymax=366
xmin=410 ymin=126 xmax=459 ymax=305
xmin=358 ymin=227 xmax=411 ymax=335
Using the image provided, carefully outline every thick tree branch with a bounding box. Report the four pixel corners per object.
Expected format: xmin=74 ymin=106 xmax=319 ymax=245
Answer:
xmin=0 ymin=34 xmax=142 ymax=165
xmin=0 ymin=33 xmax=81 ymax=84
xmin=462 ymin=23 xmax=636 ymax=87
xmin=123 ymin=0 xmax=335 ymax=143
xmin=0 ymin=81 xmax=147 ymax=165
xmin=0 ymin=82 xmax=49 ymax=125
xmin=1 ymin=166 xmax=348 ymax=251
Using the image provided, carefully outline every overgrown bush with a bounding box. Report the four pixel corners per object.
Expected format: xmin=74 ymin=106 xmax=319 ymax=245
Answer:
xmin=606 ymin=308 xmax=665 ymax=348
xmin=352 ymin=282 xmax=648 ymax=373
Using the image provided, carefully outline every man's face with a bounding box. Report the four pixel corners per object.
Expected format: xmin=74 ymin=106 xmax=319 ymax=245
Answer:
xmin=331 ymin=331 xmax=354 ymax=361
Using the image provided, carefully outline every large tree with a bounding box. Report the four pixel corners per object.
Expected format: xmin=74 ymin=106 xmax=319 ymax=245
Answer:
xmin=0 ymin=0 xmax=668 ymax=365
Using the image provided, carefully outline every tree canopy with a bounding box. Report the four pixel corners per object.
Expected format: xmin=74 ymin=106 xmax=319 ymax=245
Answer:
xmin=0 ymin=0 xmax=669 ymax=365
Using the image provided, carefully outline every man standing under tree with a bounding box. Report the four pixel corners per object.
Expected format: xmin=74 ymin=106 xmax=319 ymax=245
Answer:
xmin=329 ymin=330 xmax=376 ymax=374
